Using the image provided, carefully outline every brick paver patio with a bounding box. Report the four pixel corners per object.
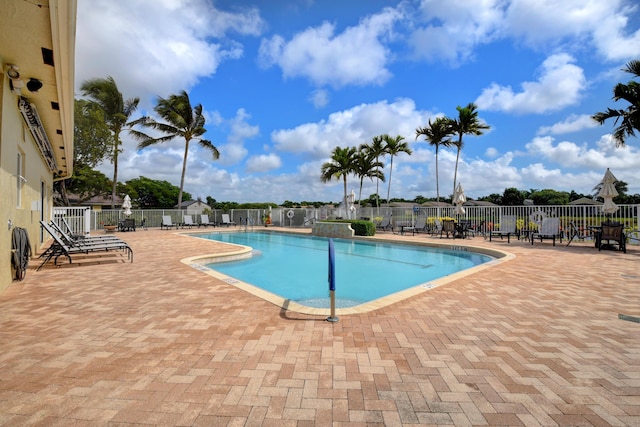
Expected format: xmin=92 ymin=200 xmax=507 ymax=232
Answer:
xmin=0 ymin=228 xmax=638 ymax=426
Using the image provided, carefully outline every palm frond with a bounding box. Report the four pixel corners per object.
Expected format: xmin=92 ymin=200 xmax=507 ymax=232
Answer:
xmin=198 ymin=139 xmax=220 ymax=159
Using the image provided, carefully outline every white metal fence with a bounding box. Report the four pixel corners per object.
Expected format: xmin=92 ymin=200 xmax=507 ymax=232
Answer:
xmin=50 ymin=204 xmax=639 ymax=243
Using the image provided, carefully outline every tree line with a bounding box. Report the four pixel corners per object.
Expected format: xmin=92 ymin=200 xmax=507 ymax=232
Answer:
xmin=320 ymin=102 xmax=489 ymax=210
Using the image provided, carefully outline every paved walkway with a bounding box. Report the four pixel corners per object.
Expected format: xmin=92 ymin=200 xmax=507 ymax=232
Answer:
xmin=0 ymin=228 xmax=639 ymax=426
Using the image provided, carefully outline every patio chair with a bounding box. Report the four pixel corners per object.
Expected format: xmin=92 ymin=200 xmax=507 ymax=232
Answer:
xmin=410 ymin=216 xmax=428 ymax=235
xmin=39 ymin=221 xmax=117 ymax=263
xmin=161 ymin=215 xmax=177 ymax=230
xmin=531 ymin=217 xmax=562 ymax=246
xmin=566 ymin=222 xmax=588 ymax=246
xmin=58 ymin=216 xmax=86 ymax=239
xmin=38 ymin=221 xmax=133 ymax=270
xmin=465 ymin=220 xmax=482 ymax=238
xmin=441 ymin=219 xmax=456 ymax=238
xmin=48 ymin=221 xmax=123 ymax=244
xmin=199 ymin=214 xmax=216 ymax=227
xmin=430 ymin=219 xmax=443 ymax=237
xmin=456 ymin=220 xmax=472 ymax=238
xmin=182 ymin=215 xmax=196 ymax=229
xmin=376 ymin=216 xmax=392 ymax=232
xmin=220 ymin=214 xmax=236 ymax=227
xmin=597 ymin=222 xmax=626 ymax=253
xmin=118 ymin=218 xmax=136 ymax=232
xmin=489 ymin=215 xmax=517 ymax=243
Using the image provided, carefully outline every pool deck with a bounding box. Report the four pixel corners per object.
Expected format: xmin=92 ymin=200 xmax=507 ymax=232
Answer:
xmin=1 ymin=227 xmax=639 ymax=426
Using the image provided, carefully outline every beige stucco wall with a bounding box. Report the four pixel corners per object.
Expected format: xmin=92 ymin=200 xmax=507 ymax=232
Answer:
xmin=0 ymin=0 xmax=76 ymax=293
xmin=0 ymin=73 xmax=54 ymax=292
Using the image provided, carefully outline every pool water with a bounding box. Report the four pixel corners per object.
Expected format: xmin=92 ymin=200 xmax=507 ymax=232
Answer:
xmin=195 ymin=232 xmax=494 ymax=308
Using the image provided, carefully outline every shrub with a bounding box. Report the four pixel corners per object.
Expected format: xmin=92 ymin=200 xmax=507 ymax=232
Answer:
xmin=326 ymin=219 xmax=375 ymax=236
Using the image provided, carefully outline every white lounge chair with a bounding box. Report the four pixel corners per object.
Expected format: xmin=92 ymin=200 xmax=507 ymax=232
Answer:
xmin=161 ymin=215 xmax=177 ymax=230
xmin=531 ymin=217 xmax=562 ymax=246
xmin=489 ymin=215 xmax=517 ymax=243
xmin=221 ymin=214 xmax=236 ymax=227
xmin=199 ymin=214 xmax=216 ymax=227
xmin=182 ymin=215 xmax=196 ymax=229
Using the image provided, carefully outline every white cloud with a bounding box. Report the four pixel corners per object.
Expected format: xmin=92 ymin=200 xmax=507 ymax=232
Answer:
xmin=537 ymin=114 xmax=600 ymax=135
xmin=485 ymin=147 xmax=500 ymax=158
xmin=271 ymin=98 xmax=435 ymax=160
xmin=258 ymin=7 xmax=401 ymax=87
xmin=525 ymin=134 xmax=640 ymax=174
xmin=215 ymin=109 xmax=260 ymax=165
xmin=409 ymin=0 xmax=640 ymax=65
xmin=475 ymin=53 xmax=586 ymax=114
xmin=409 ymin=0 xmax=505 ymax=64
xmin=309 ymin=89 xmax=330 ymax=108
xmin=504 ymin=0 xmax=640 ymax=61
xmin=75 ymin=0 xmax=265 ymax=105
xmin=590 ymin=5 xmax=640 ymax=61
xmin=246 ymin=153 xmax=282 ymax=173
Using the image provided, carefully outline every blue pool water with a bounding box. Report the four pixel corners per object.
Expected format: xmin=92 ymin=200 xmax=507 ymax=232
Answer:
xmin=195 ymin=232 xmax=494 ymax=308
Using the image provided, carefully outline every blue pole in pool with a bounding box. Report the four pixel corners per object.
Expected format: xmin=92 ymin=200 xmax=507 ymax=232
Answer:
xmin=326 ymin=238 xmax=338 ymax=322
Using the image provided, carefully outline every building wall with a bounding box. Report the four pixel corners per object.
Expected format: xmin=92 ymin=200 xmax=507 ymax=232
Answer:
xmin=186 ymin=201 xmax=208 ymax=215
xmin=0 ymin=73 xmax=54 ymax=292
xmin=0 ymin=0 xmax=76 ymax=294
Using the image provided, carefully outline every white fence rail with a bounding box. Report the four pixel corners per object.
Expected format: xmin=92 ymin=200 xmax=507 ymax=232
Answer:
xmin=53 ymin=207 xmax=91 ymax=236
xmin=50 ymin=204 xmax=639 ymax=243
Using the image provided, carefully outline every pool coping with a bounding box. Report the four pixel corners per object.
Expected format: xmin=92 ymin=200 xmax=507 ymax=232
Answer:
xmin=180 ymin=229 xmax=515 ymax=316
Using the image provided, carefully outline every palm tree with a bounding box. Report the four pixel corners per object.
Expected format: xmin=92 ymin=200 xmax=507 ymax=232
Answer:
xmin=131 ymin=90 xmax=219 ymax=208
xmin=415 ymin=117 xmax=453 ymax=205
xmin=320 ymin=146 xmax=358 ymax=214
xmin=80 ymin=76 xmax=140 ymax=208
xmin=592 ymin=59 xmax=640 ymax=147
xmin=360 ymin=135 xmax=387 ymax=212
xmin=449 ymin=102 xmax=489 ymax=198
xmin=382 ymin=134 xmax=412 ymax=206
xmin=353 ymin=147 xmax=385 ymax=206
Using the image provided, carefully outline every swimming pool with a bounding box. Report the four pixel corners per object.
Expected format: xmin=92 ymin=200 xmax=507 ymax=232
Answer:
xmin=190 ymin=231 xmax=495 ymax=310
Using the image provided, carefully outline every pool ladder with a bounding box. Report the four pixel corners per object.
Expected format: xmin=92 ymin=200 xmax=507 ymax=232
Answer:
xmin=241 ymin=216 xmax=255 ymax=232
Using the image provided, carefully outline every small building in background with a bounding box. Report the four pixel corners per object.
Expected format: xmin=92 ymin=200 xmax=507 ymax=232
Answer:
xmin=174 ymin=200 xmax=209 ymax=216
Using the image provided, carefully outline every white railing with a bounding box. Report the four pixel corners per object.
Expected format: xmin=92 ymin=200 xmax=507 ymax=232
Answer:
xmin=53 ymin=207 xmax=91 ymax=236
xmin=52 ymin=204 xmax=639 ymax=243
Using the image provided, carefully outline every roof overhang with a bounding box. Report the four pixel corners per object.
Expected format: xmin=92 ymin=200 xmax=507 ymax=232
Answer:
xmin=1 ymin=0 xmax=76 ymax=179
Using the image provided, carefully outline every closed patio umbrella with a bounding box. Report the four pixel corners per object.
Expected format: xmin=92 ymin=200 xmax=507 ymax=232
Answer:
xmin=122 ymin=194 xmax=132 ymax=216
xmin=453 ymin=183 xmax=466 ymax=216
xmin=597 ymin=168 xmax=619 ymax=215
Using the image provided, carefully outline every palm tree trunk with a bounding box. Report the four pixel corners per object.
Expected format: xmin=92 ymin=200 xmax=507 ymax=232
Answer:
xmin=375 ymin=157 xmax=380 ymax=215
xmin=59 ymin=179 xmax=70 ymax=206
xmin=342 ymin=176 xmax=348 ymax=218
xmin=435 ymin=145 xmax=440 ymax=205
xmin=453 ymin=134 xmax=462 ymax=200
xmin=386 ymin=156 xmax=394 ymax=206
xmin=177 ymin=139 xmax=190 ymax=208
xmin=453 ymin=147 xmax=460 ymax=201
xmin=111 ymin=134 xmax=119 ymax=209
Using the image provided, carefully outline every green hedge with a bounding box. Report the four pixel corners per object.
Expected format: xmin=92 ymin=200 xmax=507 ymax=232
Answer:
xmin=325 ymin=219 xmax=376 ymax=236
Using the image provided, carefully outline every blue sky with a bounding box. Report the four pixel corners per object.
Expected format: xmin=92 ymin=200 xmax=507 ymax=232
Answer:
xmin=75 ymin=0 xmax=640 ymax=204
